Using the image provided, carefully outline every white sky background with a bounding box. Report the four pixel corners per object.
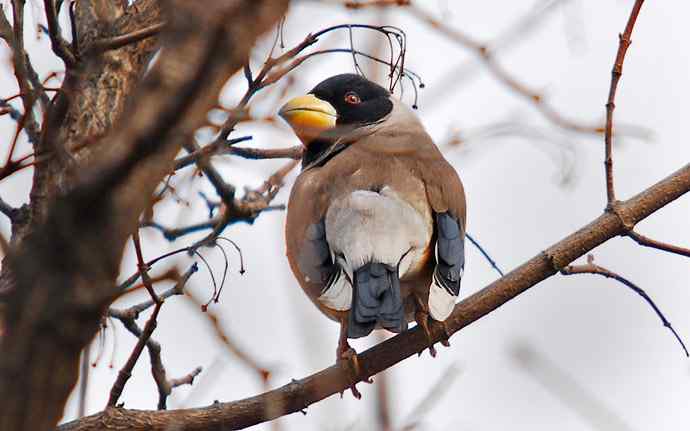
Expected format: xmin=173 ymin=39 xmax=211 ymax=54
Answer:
xmin=1 ymin=1 xmax=689 ymax=430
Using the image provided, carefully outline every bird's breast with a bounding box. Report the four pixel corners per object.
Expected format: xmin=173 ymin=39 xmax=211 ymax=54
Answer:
xmin=324 ymin=185 xmax=433 ymax=279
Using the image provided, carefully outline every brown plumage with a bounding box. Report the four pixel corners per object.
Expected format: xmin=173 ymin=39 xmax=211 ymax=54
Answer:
xmin=280 ymin=74 xmax=466 ymax=396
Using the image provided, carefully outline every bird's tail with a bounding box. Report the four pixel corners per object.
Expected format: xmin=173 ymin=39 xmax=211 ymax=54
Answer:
xmin=348 ymin=262 xmax=407 ymax=338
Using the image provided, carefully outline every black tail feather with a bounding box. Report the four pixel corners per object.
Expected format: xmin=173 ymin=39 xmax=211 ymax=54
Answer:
xmin=348 ymin=262 xmax=407 ymax=338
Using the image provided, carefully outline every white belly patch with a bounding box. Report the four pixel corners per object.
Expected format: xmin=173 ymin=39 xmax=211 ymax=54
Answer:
xmin=318 ymin=187 xmax=432 ymax=310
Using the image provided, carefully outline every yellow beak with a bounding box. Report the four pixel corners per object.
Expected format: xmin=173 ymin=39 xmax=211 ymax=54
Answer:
xmin=279 ymin=94 xmax=337 ymax=145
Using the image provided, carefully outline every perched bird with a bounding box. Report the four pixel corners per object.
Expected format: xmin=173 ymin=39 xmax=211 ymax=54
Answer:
xmin=280 ymin=74 xmax=466 ymax=394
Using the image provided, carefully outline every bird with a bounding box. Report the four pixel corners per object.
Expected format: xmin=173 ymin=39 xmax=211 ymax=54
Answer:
xmin=279 ymin=74 xmax=466 ymax=396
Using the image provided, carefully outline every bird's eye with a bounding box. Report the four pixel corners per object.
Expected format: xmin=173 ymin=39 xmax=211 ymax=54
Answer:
xmin=344 ymin=92 xmax=361 ymax=105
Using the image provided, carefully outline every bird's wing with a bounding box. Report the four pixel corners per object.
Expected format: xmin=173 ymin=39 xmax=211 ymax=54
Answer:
xmin=285 ymin=168 xmax=349 ymax=315
xmin=418 ymin=148 xmax=467 ymax=321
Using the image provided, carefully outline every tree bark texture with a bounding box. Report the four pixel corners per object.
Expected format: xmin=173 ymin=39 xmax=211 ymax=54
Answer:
xmin=0 ymin=1 xmax=289 ymax=430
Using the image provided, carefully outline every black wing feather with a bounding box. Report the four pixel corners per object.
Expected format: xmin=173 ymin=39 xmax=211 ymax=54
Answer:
xmin=435 ymin=212 xmax=465 ymax=296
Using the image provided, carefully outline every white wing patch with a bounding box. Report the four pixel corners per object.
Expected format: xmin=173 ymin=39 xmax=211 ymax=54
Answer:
xmin=317 ymin=268 xmax=352 ymax=311
xmin=428 ymin=277 xmax=457 ymax=321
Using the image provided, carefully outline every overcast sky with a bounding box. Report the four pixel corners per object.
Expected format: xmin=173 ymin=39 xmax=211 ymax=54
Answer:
xmin=1 ymin=1 xmax=689 ymax=430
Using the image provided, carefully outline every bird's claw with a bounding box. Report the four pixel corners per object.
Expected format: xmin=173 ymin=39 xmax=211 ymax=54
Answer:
xmin=337 ymin=345 xmax=365 ymax=399
xmin=415 ymin=311 xmax=450 ymax=357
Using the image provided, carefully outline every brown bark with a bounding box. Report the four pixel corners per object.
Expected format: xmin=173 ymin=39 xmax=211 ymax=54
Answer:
xmin=56 ymin=164 xmax=690 ymax=430
xmin=0 ymin=1 xmax=288 ymax=430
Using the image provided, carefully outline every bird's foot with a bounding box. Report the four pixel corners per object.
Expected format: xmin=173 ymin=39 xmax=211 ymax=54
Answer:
xmin=415 ymin=311 xmax=451 ymax=357
xmin=336 ymin=344 xmax=370 ymax=399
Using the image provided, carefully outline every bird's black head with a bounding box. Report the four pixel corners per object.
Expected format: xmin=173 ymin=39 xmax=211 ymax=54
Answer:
xmin=310 ymin=74 xmax=393 ymax=127
xmin=279 ymin=74 xmax=393 ymax=146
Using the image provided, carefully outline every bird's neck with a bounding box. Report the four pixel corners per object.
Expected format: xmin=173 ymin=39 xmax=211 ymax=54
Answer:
xmin=302 ymin=138 xmax=343 ymax=170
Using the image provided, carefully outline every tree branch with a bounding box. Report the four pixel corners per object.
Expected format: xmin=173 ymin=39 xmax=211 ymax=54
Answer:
xmin=407 ymin=3 xmax=613 ymax=136
xmin=626 ymin=230 xmax=690 ymax=259
xmin=88 ymin=22 xmax=165 ymax=54
xmin=58 ymin=163 xmax=690 ymax=431
xmin=107 ymin=301 xmax=163 ymax=407
xmin=0 ymin=2 xmax=41 ymax=145
xmin=561 ymin=254 xmax=687 ymax=356
xmin=43 ymin=0 xmax=77 ymax=66
xmin=604 ymin=0 xmax=645 ymax=206
xmin=109 ymin=264 xmax=201 ymax=410
xmin=0 ymin=2 xmax=289 ymax=429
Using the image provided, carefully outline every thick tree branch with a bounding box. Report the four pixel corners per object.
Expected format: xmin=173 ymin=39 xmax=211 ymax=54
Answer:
xmin=0 ymin=2 xmax=289 ymax=430
xmin=59 ymin=163 xmax=690 ymax=431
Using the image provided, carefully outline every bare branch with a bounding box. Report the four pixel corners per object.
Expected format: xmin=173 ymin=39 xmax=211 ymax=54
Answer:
xmin=407 ymin=3 xmax=609 ymax=136
xmin=0 ymin=196 xmax=17 ymax=221
xmin=626 ymin=230 xmax=690 ymax=259
xmin=109 ymin=284 xmax=203 ymax=412
xmin=0 ymin=3 xmax=41 ymax=144
xmin=58 ymin=163 xmax=690 ymax=431
xmin=466 ymin=232 xmax=504 ymax=277
xmin=344 ymin=0 xmax=410 ymax=8
xmin=223 ymin=145 xmax=303 ymax=161
xmin=561 ymin=254 xmax=687 ymax=356
xmin=44 ymin=0 xmax=77 ymax=66
xmin=131 ymin=229 xmax=163 ymax=304
xmin=173 ymin=136 xmax=252 ymax=170
xmin=186 ymin=292 xmax=272 ymax=386
xmin=107 ymin=300 xmax=163 ymax=408
xmin=604 ymin=0 xmax=645 ymax=206
xmin=149 ymin=160 xmax=296 ymax=244
xmin=88 ymin=22 xmax=164 ymax=54
xmin=0 ymin=1 xmax=289 ymax=428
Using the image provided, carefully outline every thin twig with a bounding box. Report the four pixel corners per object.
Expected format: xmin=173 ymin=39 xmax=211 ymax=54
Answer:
xmin=182 ymin=141 xmax=236 ymax=204
xmin=185 ymin=291 xmax=271 ymax=386
xmin=108 ymin=309 xmax=202 ymax=410
xmin=109 ymin=292 xmax=202 ymax=411
xmin=119 ymin=264 xmax=199 ymax=316
xmin=344 ymin=0 xmax=410 ymax=8
xmin=189 ymin=160 xmax=297 ymax=249
xmin=0 ymin=196 xmax=17 ymax=221
xmin=408 ymin=3 xmax=609 ymax=136
xmin=106 ymin=301 xmax=163 ymax=407
xmin=466 ymin=232 xmax=504 ymax=277
xmin=173 ymin=136 xmax=252 ymax=170
xmin=0 ymin=2 xmax=41 ymax=144
xmin=561 ymin=254 xmax=688 ymax=357
xmin=626 ymin=231 xmax=690 ymax=259
xmin=88 ymin=22 xmax=164 ymax=55
xmin=43 ymin=0 xmax=76 ymax=66
xmin=604 ymin=0 xmax=645 ymax=206
xmin=223 ymin=145 xmax=303 ymax=161
xmin=150 ymin=160 xmax=296 ymax=244
xmin=131 ymin=230 xmax=161 ymax=304
xmin=117 ymin=247 xmax=196 ymax=291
